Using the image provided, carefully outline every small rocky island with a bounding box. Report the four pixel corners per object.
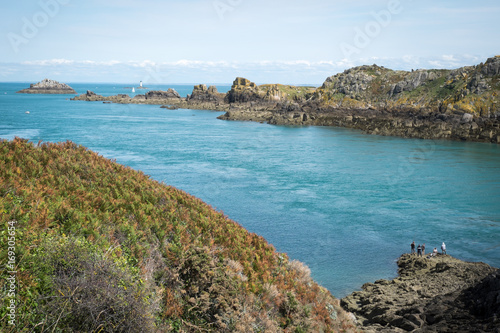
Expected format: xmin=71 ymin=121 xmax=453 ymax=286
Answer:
xmin=17 ymin=78 xmax=76 ymax=94
xmin=341 ymin=254 xmax=500 ymax=332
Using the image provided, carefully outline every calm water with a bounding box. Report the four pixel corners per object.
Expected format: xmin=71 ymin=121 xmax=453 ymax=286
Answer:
xmin=1 ymin=82 xmax=500 ymax=297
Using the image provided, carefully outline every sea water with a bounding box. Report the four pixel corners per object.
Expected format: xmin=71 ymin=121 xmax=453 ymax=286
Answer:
xmin=1 ymin=82 xmax=499 ymax=297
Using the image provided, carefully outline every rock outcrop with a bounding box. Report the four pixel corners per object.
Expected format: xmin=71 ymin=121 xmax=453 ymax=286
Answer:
xmin=17 ymin=78 xmax=76 ymax=94
xmin=189 ymin=84 xmax=224 ymax=102
xmin=225 ymin=77 xmax=262 ymax=103
xmin=341 ymin=254 xmax=500 ymax=332
xmin=145 ymin=88 xmax=181 ymax=100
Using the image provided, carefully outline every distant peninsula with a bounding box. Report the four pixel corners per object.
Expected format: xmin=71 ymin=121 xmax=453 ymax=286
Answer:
xmin=17 ymin=78 xmax=76 ymax=94
xmin=72 ymin=56 xmax=500 ymax=144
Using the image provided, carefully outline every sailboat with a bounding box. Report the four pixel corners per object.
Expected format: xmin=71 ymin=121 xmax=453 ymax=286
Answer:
xmin=132 ymin=87 xmax=135 ymax=93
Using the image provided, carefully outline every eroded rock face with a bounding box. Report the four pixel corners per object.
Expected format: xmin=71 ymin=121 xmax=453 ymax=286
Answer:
xmin=225 ymin=77 xmax=261 ymax=103
xmin=189 ymin=84 xmax=224 ymax=102
xmin=390 ymin=70 xmax=439 ymax=96
xmin=264 ymin=84 xmax=285 ymax=101
xmin=17 ymin=79 xmax=76 ymax=94
xmin=145 ymin=89 xmax=181 ymax=100
xmin=341 ymin=254 xmax=500 ymax=332
xmin=482 ymin=56 xmax=500 ymax=77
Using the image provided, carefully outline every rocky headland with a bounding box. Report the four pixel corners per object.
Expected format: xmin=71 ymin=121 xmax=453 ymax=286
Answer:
xmin=71 ymin=56 xmax=500 ymax=143
xmin=341 ymin=254 xmax=500 ymax=332
xmin=17 ymin=78 xmax=76 ymax=94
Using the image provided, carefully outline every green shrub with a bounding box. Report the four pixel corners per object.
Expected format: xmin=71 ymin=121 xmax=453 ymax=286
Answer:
xmin=30 ymin=236 xmax=155 ymax=332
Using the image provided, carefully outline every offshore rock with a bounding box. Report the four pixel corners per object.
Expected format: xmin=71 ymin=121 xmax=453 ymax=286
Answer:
xmin=341 ymin=254 xmax=500 ymax=332
xmin=189 ymin=84 xmax=224 ymax=102
xmin=17 ymin=78 xmax=76 ymax=94
xmin=145 ymin=89 xmax=181 ymax=100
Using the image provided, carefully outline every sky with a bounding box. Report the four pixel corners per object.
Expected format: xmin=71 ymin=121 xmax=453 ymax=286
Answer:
xmin=0 ymin=0 xmax=499 ymax=85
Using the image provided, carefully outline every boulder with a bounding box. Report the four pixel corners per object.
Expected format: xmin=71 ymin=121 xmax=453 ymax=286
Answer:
xmin=462 ymin=113 xmax=474 ymax=123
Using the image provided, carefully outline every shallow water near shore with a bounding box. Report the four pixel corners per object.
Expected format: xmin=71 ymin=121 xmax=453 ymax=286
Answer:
xmin=1 ymin=82 xmax=500 ymax=297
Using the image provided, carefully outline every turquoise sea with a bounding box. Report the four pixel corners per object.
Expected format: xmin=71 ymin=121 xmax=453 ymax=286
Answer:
xmin=1 ymin=82 xmax=500 ymax=297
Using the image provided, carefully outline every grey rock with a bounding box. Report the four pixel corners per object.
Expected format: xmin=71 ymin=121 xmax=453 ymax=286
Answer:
xmin=145 ymin=88 xmax=181 ymax=100
xmin=462 ymin=113 xmax=474 ymax=123
xmin=189 ymin=84 xmax=223 ymax=102
xmin=341 ymin=254 xmax=499 ymax=332
xmin=481 ymin=56 xmax=500 ymax=76
xmin=17 ymin=78 xmax=76 ymax=94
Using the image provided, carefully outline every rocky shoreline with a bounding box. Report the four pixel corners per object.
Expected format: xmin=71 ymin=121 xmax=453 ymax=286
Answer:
xmin=341 ymin=254 xmax=500 ymax=332
xmin=17 ymin=78 xmax=76 ymax=94
xmin=217 ymin=105 xmax=500 ymax=143
xmin=71 ymin=56 xmax=500 ymax=144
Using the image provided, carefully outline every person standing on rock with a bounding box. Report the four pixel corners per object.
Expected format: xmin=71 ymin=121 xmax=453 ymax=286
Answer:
xmin=417 ymin=244 xmax=422 ymax=257
xmin=411 ymin=241 xmax=416 ymax=254
xmin=422 ymin=243 xmax=426 ymax=255
xmin=441 ymin=242 xmax=446 ymax=255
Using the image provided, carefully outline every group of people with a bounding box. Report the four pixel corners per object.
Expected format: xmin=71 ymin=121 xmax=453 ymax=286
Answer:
xmin=411 ymin=241 xmax=446 ymax=257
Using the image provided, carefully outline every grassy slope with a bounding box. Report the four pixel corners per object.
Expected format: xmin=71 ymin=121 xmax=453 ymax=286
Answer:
xmin=0 ymin=138 xmax=359 ymax=333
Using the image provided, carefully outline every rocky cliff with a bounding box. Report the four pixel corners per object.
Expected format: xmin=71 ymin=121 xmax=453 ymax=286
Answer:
xmin=341 ymin=254 xmax=500 ymax=332
xmin=17 ymin=78 xmax=76 ymax=94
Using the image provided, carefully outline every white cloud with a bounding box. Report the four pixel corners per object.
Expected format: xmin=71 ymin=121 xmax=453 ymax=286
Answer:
xmin=4 ymin=54 xmax=496 ymax=84
xmin=442 ymin=55 xmax=457 ymax=62
xmin=22 ymin=59 xmax=75 ymax=66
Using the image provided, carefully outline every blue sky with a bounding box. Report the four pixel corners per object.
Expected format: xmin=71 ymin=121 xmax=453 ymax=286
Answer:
xmin=0 ymin=0 xmax=499 ymax=84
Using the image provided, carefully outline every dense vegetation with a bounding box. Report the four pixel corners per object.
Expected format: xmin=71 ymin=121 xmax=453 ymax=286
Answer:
xmin=0 ymin=138 xmax=359 ymax=332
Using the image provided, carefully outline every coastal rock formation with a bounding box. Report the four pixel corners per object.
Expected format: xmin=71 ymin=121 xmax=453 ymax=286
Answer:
xmin=71 ymin=56 xmax=500 ymax=144
xmin=341 ymin=254 xmax=500 ymax=332
xmin=17 ymin=78 xmax=76 ymax=94
xmin=145 ymin=88 xmax=181 ymax=100
xmin=225 ymin=77 xmax=262 ymax=103
xmin=189 ymin=84 xmax=224 ymax=102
